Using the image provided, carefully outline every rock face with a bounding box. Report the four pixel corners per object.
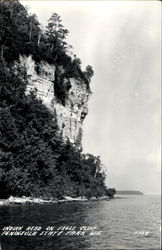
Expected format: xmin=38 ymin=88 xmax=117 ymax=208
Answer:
xmin=18 ymin=56 xmax=90 ymax=145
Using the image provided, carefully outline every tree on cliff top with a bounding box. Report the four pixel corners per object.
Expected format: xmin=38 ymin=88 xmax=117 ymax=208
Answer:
xmin=45 ymin=13 xmax=69 ymax=52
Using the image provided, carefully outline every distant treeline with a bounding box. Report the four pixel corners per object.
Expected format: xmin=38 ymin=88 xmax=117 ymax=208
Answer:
xmin=116 ymin=191 xmax=144 ymax=195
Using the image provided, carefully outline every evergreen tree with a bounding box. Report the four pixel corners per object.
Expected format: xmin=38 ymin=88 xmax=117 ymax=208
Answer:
xmin=45 ymin=13 xmax=69 ymax=53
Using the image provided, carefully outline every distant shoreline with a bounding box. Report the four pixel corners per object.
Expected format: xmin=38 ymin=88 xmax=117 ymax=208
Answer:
xmin=116 ymin=190 xmax=144 ymax=195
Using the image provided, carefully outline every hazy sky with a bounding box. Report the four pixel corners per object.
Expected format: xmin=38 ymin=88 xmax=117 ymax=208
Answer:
xmin=22 ymin=1 xmax=161 ymax=194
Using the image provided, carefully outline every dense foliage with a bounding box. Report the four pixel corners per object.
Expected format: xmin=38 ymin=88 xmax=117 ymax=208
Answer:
xmin=0 ymin=60 xmax=108 ymax=199
xmin=0 ymin=0 xmax=94 ymax=105
xmin=0 ymin=1 xmax=114 ymax=199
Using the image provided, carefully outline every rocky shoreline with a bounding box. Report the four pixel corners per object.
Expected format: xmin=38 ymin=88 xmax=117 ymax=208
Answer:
xmin=0 ymin=196 xmax=114 ymax=206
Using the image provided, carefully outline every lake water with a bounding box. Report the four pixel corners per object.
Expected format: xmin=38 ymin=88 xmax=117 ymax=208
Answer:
xmin=0 ymin=195 xmax=161 ymax=250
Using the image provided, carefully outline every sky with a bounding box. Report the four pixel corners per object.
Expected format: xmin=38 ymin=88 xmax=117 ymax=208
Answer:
xmin=21 ymin=1 xmax=161 ymax=194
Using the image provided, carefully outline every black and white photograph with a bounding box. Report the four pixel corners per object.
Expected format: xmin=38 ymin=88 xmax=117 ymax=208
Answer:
xmin=0 ymin=0 xmax=161 ymax=249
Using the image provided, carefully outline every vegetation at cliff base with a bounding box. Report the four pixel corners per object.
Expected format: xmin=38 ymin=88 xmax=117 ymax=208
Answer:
xmin=0 ymin=0 xmax=115 ymax=200
xmin=0 ymin=61 xmax=107 ymax=199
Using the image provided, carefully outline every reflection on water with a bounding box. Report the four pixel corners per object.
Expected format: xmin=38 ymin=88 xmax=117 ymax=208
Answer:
xmin=0 ymin=195 xmax=161 ymax=250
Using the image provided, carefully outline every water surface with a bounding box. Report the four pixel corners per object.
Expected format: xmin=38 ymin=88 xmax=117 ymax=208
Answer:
xmin=0 ymin=195 xmax=161 ymax=249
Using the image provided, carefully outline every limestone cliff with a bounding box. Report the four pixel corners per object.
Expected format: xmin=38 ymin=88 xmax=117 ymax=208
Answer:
xmin=16 ymin=56 xmax=90 ymax=145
